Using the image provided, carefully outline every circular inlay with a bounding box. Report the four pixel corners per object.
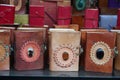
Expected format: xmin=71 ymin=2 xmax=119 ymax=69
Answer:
xmin=90 ymin=41 xmax=112 ymax=65
xmin=53 ymin=44 xmax=78 ymax=68
xmin=20 ymin=41 xmax=40 ymax=63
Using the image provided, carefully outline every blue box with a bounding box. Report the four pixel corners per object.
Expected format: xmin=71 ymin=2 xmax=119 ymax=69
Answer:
xmin=99 ymin=15 xmax=117 ymax=30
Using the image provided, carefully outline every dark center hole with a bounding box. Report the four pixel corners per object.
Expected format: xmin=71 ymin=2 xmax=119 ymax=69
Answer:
xmin=62 ymin=52 xmax=69 ymax=61
xmin=28 ymin=50 xmax=33 ymax=58
xmin=96 ymin=48 xmax=104 ymax=60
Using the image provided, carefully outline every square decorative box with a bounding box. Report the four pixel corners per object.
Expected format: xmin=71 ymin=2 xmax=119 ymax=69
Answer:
xmin=14 ymin=28 xmax=46 ymax=70
xmin=99 ymin=15 xmax=117 ymax=30
xmin=57 ymin=6 xmax=72 ymax=25
xmin=84 ymin=9 xmax=99 ymax=29
xmin=29 ymin=5 xmax=44 ymax=27
xmin=0 ymin=4 xmax=15 ymax=25
xmin=49 ymin=30 xmax=80 ymax=71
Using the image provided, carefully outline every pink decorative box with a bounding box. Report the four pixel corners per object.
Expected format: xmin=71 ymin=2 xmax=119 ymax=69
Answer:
xmin=84 ymin=9 xmax=99 ymax=29
xmin=57 ymin=6 xmax=72 ymax=25
xmin=117 ymin=9 xmax=120 ymax=29
xmin=29 ymin=5 xmax=44 ymax=27
xmin=0 ymin=4 xmax=15 ymax=25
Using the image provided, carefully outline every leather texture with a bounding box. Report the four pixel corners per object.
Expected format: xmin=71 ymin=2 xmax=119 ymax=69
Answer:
xmin=84 ymin=9 xmax=99 ymax=29
xmin=29 ymin=5 xmax=44 ymax=27
xmin=72 ymin=15 xmax=84 ymax=29
xmin=0 ymin=30 xmax=10 ymax=70
xmin=49 ymin=31 xmax=80 ymax=71
xmin=57 ymin=6 xmax=71 ymax=25
xmin=0 ymin=4 xmax=15 ymax=25
xmin=84 ymin=32 xmax=116 ymax=73
xmin=80 ymin=29 xmax=108 ymax=67
xmin=14 ymin=28 xmax=46 ymax=70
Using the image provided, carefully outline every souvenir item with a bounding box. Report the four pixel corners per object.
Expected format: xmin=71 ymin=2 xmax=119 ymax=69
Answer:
xmin=0 ymin=4 xmax=15 ymax=25
xmin=14 ymin=28 xmax=46 ymax=70
xmin=0 ymin=30 xmax=10 ymax=70
xmin=84 ymin=32 xmax=116 ymax=73
xmin=49 ymin=29 xmax=80 ymax=71
xmin=84 ymin=9 xmax=99 ymax=29
xmin=29 ymin=5 xmax=44 ymax=27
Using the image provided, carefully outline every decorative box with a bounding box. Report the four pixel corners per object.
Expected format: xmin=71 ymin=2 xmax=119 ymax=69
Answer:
xmin=0 ymin=4 xmax=15 ymax=25
xmin=29 ymin=0 xmax=44 ymax=5
xmin=110 ymin=30 xmax=120 ymax=71
xmin=9 ymin=0 xmax=26 ymax=14
xmin=57 ymin=6 xmax=71 ymax=25
xmin=72 ymin=15 xmax=84 ymax=29
xmin=0 ymin=30 xmax=10 ymax=70
xmin=45 ymin=0 xmax=63 ymax=1
xmin=108 ymin=0 xmax=120 ymax=8
xmin=14 ymin=28 xmax=46 ymax=70
xmin=80 ymin=29 xmax=108 ymax=67
xmin=117 ymin=9 xmax=120 ymax=29
xmin=49 ymin=30 xmax=80 ymax=71
xmin=44 ymin=1 xmax=57 ymax=27
xmin=29 ymin=5 xmax=44 ymax=27
xmin=99 ymin=15 xmax=117 ymax=30
xmin=84 ymin=32 xmax=116 ymax=73
xmin=84 ymin=9 xmax=99 ymax=29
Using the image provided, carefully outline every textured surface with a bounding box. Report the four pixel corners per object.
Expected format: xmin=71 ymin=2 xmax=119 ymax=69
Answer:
xmin=85 ymin=32 xmax=116 ymax=73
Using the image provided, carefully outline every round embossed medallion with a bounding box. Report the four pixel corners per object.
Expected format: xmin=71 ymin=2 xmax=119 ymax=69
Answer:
xmin=90 ymin=41 xmax=112 ymax=65
xmin=20 ymin=41 xmax=40 ymax=63
xmin=53 ymin=44 xmax=78 ymax=68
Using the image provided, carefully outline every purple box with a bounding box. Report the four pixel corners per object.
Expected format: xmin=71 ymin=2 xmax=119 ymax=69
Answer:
xmin=108 ymin=0 xmax=120 ymax=8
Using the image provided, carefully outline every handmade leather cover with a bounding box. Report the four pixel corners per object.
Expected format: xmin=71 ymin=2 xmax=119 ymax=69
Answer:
xmin=9 ymin=0 xmax=26 ymax=14
xmin=117 ymin=9 xmax=120 ymax=29
xmin=44 ymin=1 xmax=57 ymax=27
xmin=57 ymin=6 xmax=71 ymax=25
xmin=99 ymin=15 xmax=117 ymax=30
xmin=14 ymin=29 xmax=46 ymax=70
xmin=80 ymin=29 xmax=108 ymax=67
xmin=29 ymin=5 xmax=44 ymax=27
xmin=108 ymin=0 xmax=120 ymax=8
xmin=85 ymin=32 xmax=116 ymax=73
xmin=72 ymin=15 xmax=84 ymax=29
xmin=0 ymin=4 xmax=15 ymax=25
xmin=84 ymin=9 xmax=99 ymax=29
xmin=49 ymin=31 xmax=80 ymax=71
xmin=0 ymin=30 xmax=10 ymax=70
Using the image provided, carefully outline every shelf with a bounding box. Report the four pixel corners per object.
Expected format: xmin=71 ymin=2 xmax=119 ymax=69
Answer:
xmin=0 ymin=68 xmax=120 ymax=80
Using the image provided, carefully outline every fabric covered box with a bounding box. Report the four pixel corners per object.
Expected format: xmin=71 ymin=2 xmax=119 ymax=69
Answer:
xmin=0 ymin=4 xmax=15 ymax=25
xmin=84 ymin=9 xmax=99 ymax=29
xmin=99 ymin=15 xmax=117 ymax=30
xmin=57 ymin=6 xmax=71 ymax=25
xmin=108 ymin=0 xmax=120 ymax=8
xmin=29 ymin=5 xmax=44 ymax=27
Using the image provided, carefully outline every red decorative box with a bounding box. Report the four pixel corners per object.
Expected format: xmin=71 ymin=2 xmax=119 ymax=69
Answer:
xmin=84 ymin=9 xmax=99 ymax=29
xmin=117 ymin=9 xmax=120 ymax=29
xmin=57 ymin=6 xmax=71 ymax=25
xmin=44 ymin=1 xmax=57 ymax=27
xmin=29 ymin=5 xmax=44 ymax=27
xmin=0 ymin=4 xmax=15 ymax=25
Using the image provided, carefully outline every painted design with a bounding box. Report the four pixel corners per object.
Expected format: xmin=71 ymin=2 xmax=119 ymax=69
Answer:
xmin=20 ymin=40 xmax=40 ymax=63
xmin=0 ymin=42 xmax=9 ymax=62
xmin=10 ymin=0 xmax=22 ymax=11
xmin=90 ymin=41 xmax=112 ymax=65
xmin=53 ymin=44 xmax=78 ymax=68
